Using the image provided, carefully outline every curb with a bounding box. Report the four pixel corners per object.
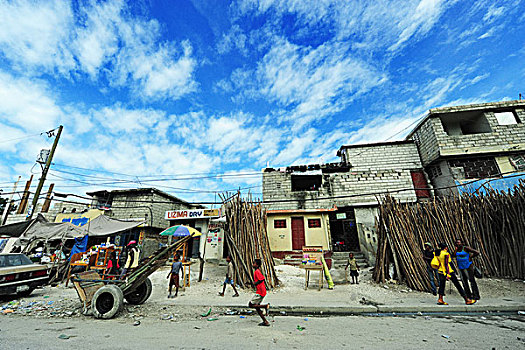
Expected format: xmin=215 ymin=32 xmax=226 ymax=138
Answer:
xmin=218 ymin=304 xmax=525 ymax=316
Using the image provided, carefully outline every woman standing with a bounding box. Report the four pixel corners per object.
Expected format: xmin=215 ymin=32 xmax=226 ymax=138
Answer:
xmin=454 ymin=238 xmax=481 ymax=301
xmin=436 ymin=242 xmax=475 ymax=305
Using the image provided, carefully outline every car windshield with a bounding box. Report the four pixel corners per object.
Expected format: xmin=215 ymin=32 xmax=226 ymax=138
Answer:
xmin=0 ymin=254 xmax=34 ymax=267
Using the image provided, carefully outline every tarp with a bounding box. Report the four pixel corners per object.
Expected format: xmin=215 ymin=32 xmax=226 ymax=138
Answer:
xmin=8 ymin=214 xmax=144 ymax=253
xmin=0 ymin=214 xmax=47 ymax=237
xmin=456 ymin=172 xmax=525 ymax=195
xmin=16 ymin=221 xmax=87 ymax=246
xmin=69 ymin=235 xmax=88 ymax=260
xmin=80 ymin=215 xmax=144 ymax=236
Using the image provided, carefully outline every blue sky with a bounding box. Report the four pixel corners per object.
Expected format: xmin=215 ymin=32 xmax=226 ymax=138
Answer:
xmin=0 ymin=0 xmax=524 ymax=205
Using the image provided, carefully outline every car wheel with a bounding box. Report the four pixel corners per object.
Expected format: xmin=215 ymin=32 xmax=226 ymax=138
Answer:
xmin=17 ymin=288 xmax=35 ymax=297
xmin=92 ymin=285 xmax=124 ymax=319
xmin=124 ymin=277 xmax=152 ymax=305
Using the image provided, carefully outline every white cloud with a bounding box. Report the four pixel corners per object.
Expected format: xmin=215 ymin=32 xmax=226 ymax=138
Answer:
xmin=0 ymin=0 xmax=75 ymax=75
xmin=0 ymin=0 xmax=197 ymax=101
xmin=227 ymin=38 xmax=387 ymax=127
xmin=483 ymin=5 xmax=505 ymax=23
xmin=0 ymin=71 xmax=61 ymax=132
xmin=235 ymin=0 xmax=451 ymax=53
xmin=388 ymin=0 xmax=449 ymax=52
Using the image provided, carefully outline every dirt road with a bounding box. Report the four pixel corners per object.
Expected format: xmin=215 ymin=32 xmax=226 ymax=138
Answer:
xmin=1 ymin=313 xmax=524 ymax=349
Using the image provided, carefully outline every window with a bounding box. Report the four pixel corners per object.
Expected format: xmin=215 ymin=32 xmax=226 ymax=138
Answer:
xmin=308 ymin=219 xmax=321 ymax=228
xmin=495 ymin=111 xmax=519 ymax=125
xmin=427 ymin=165 xmax=442 ymax=180
xmin=510 ymin=154 xmax=525 ymax=171
xmin=291 ymin=175 xmax=322 ymax=191
xmin=274 ymin=219 xmax=286 ymax=228
xmin=448 ymin=157 xmax=500 ymax=179
xmin=439 ymin=112 xmax=492 ymax=135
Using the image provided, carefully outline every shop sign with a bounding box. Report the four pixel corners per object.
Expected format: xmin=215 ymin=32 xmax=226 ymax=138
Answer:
xmin=336 ymin=213 xmax=347 ymax=220
xmin=165 ymin=208 xmax=220 ymax=220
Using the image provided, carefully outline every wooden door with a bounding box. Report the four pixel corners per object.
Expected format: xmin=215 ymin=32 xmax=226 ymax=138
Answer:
xmin=291 ymin=217 xmax=305 ymax=250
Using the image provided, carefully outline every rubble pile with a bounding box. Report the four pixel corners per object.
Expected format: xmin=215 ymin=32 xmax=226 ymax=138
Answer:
xmin=1 ymin=297 xmax=80 ymax=318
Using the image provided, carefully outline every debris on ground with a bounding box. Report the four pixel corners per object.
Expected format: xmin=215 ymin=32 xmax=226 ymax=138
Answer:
xmin=201 ymin=308 xmax=212 ymax=317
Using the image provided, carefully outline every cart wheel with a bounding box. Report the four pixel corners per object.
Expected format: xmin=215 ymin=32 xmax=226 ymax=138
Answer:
xmin=92 ymin=285 xmax=124 ymax=319
xmin=124 ymin=277 xmax=152 ymax=305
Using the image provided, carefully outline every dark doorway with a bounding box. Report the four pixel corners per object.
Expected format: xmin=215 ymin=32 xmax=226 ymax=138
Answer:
xmin=329 ymin=208 xmax=360 ymax=251
xmin=291 ymin=217 xmax=306 ymax=250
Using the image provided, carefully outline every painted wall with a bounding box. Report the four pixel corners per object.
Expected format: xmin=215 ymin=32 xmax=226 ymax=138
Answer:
xmin=267 ymin=213 xmax=331 ymax=251
xmin=55 ymin=209 xmax=104 ymax=226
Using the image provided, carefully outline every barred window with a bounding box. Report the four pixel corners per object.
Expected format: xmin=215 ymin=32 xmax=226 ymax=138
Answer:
xmin=308 ymin=219 xmax=321 ymax=228
xmin=274 ymin=219 xmax=286 ymax=228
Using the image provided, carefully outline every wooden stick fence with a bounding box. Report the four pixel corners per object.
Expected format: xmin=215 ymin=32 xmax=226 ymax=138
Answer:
xmin=219 ymin=192 xmax=278 ymax=289
xmin=373 ymin=181 xmax=525 ymax=291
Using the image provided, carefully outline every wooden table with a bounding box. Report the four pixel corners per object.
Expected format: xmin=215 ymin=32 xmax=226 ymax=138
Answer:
xmin=182 ymin=261 xmax=192 ymax=288
xmin=304 ymin=265 xmax=324 ymax=291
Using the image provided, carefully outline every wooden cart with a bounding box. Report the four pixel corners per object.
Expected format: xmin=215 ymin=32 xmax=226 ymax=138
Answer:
xmin=71 ymin=234 xmax=193 ymax=319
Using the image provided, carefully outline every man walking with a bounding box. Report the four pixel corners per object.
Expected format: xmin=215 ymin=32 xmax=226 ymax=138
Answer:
xmin=167 ymin=254 xmax=183 ymax=298
xmin=248 ymin=259 xmax=270 ymax=326
xmin=423 ymin=242 xmax=439 ymax=295
xmin=219 ymin=255 xmax=239 ymax=297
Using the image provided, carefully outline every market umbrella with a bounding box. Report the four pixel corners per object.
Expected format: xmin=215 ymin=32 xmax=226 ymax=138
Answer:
xmin=159 ymin=225 xmax=202 ymax=237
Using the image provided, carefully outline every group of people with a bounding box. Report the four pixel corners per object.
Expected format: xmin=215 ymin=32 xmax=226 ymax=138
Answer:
xmin=423 ymin=239 xmax=481 ymax=305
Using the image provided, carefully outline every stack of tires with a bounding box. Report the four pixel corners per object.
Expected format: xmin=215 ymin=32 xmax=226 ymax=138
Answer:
xmin=91 ymin=278 xmax=152 ymax=319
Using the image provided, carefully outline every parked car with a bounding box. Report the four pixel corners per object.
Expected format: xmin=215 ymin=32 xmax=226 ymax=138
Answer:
xmin=0 ymin=253 xmax=49 ymax=297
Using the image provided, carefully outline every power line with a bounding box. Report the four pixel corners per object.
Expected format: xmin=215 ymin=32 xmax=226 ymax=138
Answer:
xmin=46 ymin=171 xmax=261 ymax=193
xmin=3 ymin=170 xmax=523 ymax=206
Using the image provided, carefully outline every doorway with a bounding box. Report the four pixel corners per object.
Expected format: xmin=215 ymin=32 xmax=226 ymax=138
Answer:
xmin=291 ymin=217 xmax=305 ymax=250
xmin=329 ymin=208 xmax=360 ymax=251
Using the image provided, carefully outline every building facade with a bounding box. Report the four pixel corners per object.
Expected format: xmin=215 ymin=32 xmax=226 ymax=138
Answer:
xmin=87 ymin=188 xmax=201 ymax=256
xmin=263 ymin=141 xmax=430 ymax=265
xmin=407 ymin=100 xmax=525 ymax=197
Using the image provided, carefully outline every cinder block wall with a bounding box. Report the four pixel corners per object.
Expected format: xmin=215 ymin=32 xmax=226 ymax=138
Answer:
xmin=263 ymin=142 xmax=423 ymax=211
xmin=411 ymin=103 xmax=525 ymax=166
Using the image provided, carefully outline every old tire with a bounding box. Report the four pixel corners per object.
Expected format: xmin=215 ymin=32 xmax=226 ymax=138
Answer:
xmin=124 ymin=277 xmax=152 ymax=305
xmin=92 ymin=285 xmax=124 ymax=319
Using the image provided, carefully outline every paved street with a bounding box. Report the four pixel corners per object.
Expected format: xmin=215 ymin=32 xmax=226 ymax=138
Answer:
xmin=1 ymin=313 xmax=525 ymax=349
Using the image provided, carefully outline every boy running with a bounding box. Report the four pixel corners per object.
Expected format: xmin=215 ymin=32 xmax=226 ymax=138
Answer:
xmin=167 ymin=255 xmax=183 ymax=298
xmin=219 ymin=255 xmax=239 ymax=297
xmin=248 ymin=259 xmax=270 ymax=327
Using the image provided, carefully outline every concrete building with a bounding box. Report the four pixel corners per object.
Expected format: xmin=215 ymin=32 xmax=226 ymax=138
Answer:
xmin=407 ymin=100 xmax=525 ymax=197
xmin=263 ymin=141 xmax=430 ymax=265
xmin=164 ymin=208 xmax=223 ymax=261
xmin=87 ymin=188 xmax=202 ymax=256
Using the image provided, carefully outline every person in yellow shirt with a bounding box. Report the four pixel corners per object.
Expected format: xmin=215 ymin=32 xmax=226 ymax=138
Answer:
xmin=436 ymin=242 xmax=475 ymax=305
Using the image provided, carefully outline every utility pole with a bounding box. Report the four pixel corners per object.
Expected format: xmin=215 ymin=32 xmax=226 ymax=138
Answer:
xmin=1 ymin=176 xmax=21 ymax=225
xmin=27 ymin=125 xmax=63 ymax=220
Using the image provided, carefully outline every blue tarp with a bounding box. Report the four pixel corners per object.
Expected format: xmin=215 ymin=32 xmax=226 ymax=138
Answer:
xmin=69 ymin=235 xmax=88 ymax=260
xmin=456 ymin=173 xmax=525 ymax=195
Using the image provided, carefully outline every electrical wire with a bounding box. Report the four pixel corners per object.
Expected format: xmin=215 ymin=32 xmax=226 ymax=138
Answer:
xmin=3 ymin=170 xmax=523 ymax=206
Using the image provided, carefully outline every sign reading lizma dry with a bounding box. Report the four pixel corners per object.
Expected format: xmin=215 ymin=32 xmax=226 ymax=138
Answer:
xmin=165 ymin=209 xmax=220 ymax=220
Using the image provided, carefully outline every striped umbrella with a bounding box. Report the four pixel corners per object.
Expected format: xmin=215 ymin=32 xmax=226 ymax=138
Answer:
xmin=159 ymin=225 xmax=202 ymax=237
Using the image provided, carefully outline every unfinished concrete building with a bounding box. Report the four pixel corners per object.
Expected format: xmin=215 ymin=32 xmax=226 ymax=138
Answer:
xmin=86 ymin=188 xmax=202 ymax=256
xmin=407 ymin=100 xmax=525 ymax=197
xmin=263 ymin=141 xmax=431 ymax=265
